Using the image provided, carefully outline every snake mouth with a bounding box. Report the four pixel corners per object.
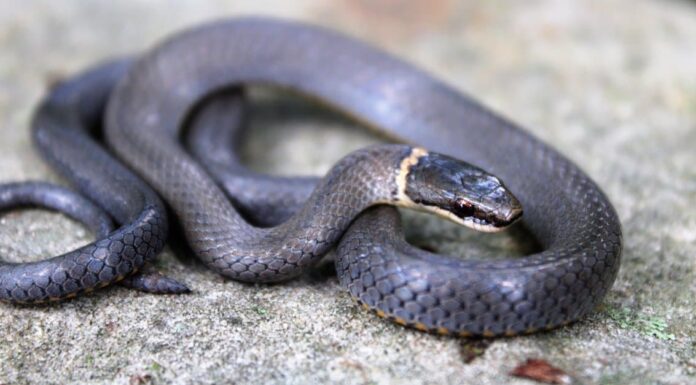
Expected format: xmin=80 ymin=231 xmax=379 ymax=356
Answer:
xmin=403 ymin=190 xmax=523 ymax=233
xmin=460 ymin=211 xmax=522 ymax=232
xmin=409 ymin=198 xmax=522 ymax=233
xmin=450 ymin=197 xmax=523 ymax=232
xmin=462 ymin=217 xmax=500 ymax=232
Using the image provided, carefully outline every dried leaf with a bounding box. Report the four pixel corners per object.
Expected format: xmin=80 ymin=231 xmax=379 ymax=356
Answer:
xmin=510 ymin=359 xmax=572 ymax=384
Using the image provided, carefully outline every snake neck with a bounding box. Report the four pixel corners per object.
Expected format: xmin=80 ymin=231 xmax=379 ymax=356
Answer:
xmin=252 ymin=144 xmax=416 ymax=252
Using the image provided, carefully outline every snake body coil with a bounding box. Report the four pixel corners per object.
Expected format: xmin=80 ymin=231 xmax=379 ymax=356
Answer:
xmin=0 ymin=62 xmax=189 ymax=301
xmin=0 ymin=18 xmax=622 ymax=337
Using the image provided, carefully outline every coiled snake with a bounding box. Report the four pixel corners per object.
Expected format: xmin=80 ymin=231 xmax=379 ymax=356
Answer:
xmin=0 ymin=18 xmax=622 ymax=337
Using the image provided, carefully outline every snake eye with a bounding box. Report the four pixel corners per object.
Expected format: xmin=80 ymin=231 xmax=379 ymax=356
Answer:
xmin=452 ymin=198 xmax=475 ymax=218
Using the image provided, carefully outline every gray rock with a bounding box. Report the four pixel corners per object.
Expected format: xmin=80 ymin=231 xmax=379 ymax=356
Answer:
xmin=0 ymin=1 xmax=694 ymax=384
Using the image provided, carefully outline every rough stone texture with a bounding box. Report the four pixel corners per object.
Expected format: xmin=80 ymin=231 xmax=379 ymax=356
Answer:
xmin=0 ymin=1 xmax=694 ymax=384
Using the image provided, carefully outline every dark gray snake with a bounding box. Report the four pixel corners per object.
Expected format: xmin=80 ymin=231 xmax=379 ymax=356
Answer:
xmin=0 ymin=18 xmax=622 ymax=337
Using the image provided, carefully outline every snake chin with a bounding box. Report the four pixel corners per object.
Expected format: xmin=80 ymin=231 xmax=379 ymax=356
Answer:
xmin=462 ymin=215 xmax=517 ymax=233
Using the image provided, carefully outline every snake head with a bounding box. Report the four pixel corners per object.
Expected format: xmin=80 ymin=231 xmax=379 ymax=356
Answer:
xmin=402 ymin=151 xmax=522 ymax=232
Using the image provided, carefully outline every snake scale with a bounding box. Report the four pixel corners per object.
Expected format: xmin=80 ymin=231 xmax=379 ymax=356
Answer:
xmin=0 ymin=17 xmax=622 ymax=337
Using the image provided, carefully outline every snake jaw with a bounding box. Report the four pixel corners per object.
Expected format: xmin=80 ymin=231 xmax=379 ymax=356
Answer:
xmin=421 ymin=205 xmax=517 ymax=233
xmin=462 ymin=212 xmax=521 ymax=232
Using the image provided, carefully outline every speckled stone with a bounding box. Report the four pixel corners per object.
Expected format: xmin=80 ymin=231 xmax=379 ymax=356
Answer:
xmin=0 ymin=1 xmax=694 ymax=384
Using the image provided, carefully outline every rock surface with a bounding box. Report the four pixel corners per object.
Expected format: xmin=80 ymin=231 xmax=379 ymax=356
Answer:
xmin=1 ymin=1 xmax=694 ymax=384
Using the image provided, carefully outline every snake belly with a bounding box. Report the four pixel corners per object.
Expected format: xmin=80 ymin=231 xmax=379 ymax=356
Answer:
xmin=102 ymin=18 xmax=622 ymax=336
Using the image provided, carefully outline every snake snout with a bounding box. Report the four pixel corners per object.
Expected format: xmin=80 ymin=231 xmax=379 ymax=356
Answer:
xmin=473 ymin=185 xmax=523 ymax=230
xmin=491 ymin=203 xmax=523 ymax=228
xmin=501 ymin=205 xmax=523 ymax=224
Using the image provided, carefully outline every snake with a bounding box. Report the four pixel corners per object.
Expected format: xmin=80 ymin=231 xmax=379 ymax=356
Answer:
xmin=0 ymin=60 xmax=190 ymax=298
xmin=0 ymin=17 xmax=622 ymax=337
